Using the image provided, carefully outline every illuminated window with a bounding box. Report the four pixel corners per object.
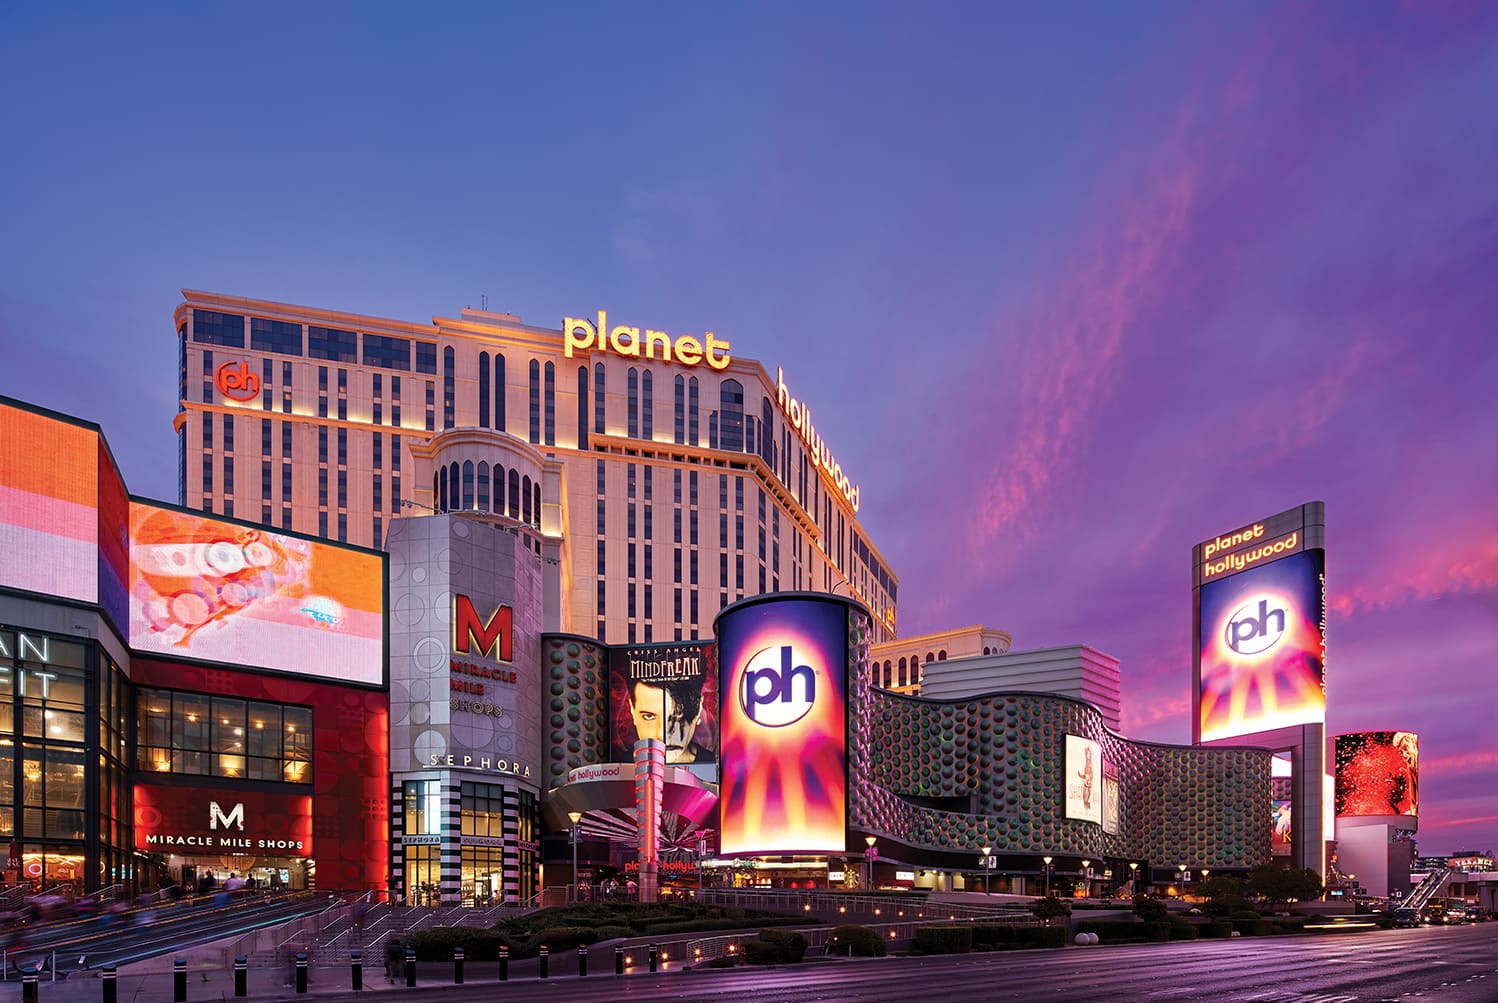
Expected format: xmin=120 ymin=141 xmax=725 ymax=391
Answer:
xmin=494 ymin=354 xmax=506 ymax=432
xmin=719 ymin=379 xmax=744 ymax=452
xmin=479 ymin=352 xmax=490 ymax=427
xmin=443 ymin=347 xmax=456 ymax=429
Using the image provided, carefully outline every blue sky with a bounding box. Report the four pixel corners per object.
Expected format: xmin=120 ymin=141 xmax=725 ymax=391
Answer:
xmin=3 ymin=2 xmax=1496 ymax=851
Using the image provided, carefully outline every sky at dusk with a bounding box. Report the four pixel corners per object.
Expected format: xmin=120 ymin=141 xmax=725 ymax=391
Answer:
xmin=3 ymin=4 xmax=1496 ymax=853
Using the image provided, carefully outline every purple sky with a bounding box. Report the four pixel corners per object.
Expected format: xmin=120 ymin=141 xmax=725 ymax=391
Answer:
xmin=3 ymin=3 xmax=1495 ymax=854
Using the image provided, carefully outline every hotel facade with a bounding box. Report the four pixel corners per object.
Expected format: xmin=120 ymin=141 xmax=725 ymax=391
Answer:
xmin=172 ymin=291 xmax=898 ymax=647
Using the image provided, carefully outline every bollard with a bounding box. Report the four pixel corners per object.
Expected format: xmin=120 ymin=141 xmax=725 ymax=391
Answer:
xmin=578 ymin=944 xmax=588 ymax=978
xmin=173 ymin=958 xmax=187 ymax=1003
xmin=350 ymin=950 xmax=362 ymax=992
xmin=453 ymin=945 xmax=464 ymax=985
xmin=648 ymin=943 xmax=658 ymax=974
xmin=538 ymin=945 xmax=549 ymax=980
xmin=233 ymin=956 xmax=247 ymax=998
xmin=295 ymin=952 xmax=308 ymax=995
xmin=103 ymin=964 xmax=118 ymax=1003
xmin=405 ymin=948 xmax=416 ymax=988
xmin=21 ymin=964 xmax=37 ymax=1003
xmin=615 ymin=944 xmax=624 ymax=975
xmin=499 ymin=944 xmax=508 ymax=981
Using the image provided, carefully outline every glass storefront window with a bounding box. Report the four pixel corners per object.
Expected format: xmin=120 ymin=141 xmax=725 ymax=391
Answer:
xmin=135 ymin=688 xmax=312 ymax=784
xmin=403 ymin=780 xmax=440 ymax=836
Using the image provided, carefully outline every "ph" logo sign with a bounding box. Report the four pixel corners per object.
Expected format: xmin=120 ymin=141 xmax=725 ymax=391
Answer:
xmin=1225 ymin=598 xmax=1287 ymax=655
xmin=216 ymin=361 xmax=261 ymax=402
xmin=739 ymin=645 xmax=817 ymax=727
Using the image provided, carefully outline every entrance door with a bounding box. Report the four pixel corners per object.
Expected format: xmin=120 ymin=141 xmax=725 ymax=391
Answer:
xmin=403 ymin=845 xmax=440 ymax=906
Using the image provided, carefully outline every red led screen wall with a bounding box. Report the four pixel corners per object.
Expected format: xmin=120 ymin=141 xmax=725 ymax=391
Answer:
xmin=131 ymin=657 xmax=389 ymax=891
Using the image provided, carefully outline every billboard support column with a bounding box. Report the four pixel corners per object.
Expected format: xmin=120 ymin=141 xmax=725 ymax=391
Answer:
xmin=634 ymin=739 xmax=665 ymax=902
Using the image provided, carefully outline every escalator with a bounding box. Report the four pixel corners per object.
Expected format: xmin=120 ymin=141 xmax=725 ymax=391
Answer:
xmin=1404 ymin=866 xmax=1449 ymax=913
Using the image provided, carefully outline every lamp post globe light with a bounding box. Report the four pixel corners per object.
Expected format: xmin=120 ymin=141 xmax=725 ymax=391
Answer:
xmin=1177 ymin=863 xmax=1187 ymax=897
xmin=568 ymin=810 xmax=583 ymax=903
xmin=865 ymin=835 xmax=878 ymax=891
xmin=1080 ymin=859 xmax=1091 ymax=899
xmin=1129 ymin=861 xmax=1139 ymax=897
xmin=1042 ymin=855 xmax=1053 ymax=898
xmin=981 ymin=846 xmax=992 ymax=895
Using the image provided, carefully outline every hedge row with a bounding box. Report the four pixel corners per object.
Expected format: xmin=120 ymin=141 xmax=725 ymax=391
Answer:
xmin=826 ymin=925 xmax=887 ymax=957
xmin=914 ymin=926 xmax=973 ymax=954
xmin=973 ymin=925 xmax=1066 ymax=950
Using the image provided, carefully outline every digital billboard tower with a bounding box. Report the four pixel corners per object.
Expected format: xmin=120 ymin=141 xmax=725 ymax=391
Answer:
xmin=1193 ymin=502 xmax=1326 ymax=876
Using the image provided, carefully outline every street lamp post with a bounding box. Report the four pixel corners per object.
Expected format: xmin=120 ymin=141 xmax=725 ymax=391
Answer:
xmin=1177 ymin=863 xmax=1187 ymax=898
xmin=1081 ymin=859 xmax=1091 ymax=899
xmin=981 ymin=846 xmax=992 ymax=895
xmin=1042 ymin=856 xmax=1053 ymax=898
xmin=568 ymin=811 xmax=582 ymax=903
xmin=865 ymin=835 xmax=878 ymax=892
xmin=1128 ymin=861 xmax=1139 ymax=896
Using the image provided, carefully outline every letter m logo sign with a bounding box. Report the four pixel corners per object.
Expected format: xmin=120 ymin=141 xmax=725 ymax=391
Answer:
xmin=209 ymin=801 xmax=245 ymax=831
xmin=454 ymin=595 xmax=513 ymax=661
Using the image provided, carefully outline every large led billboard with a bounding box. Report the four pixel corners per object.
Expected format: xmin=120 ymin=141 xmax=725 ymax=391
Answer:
xmin=1335 ymin=731 xmax=1418 ymax=818
xmin=127 ymin=502 xmax=384 ymax=686
xmin=0 ymin=402 xmax=99 ymax=604
xmin=1065 ymin=735 xmax=1103 ymax=825
xmin=608 ymin=641 xmax=717 ymax=765
xmin=717 ymin=596 xmax=847 ymax=855
xmin=1198 ymin=548 xmax=1325 ymax=742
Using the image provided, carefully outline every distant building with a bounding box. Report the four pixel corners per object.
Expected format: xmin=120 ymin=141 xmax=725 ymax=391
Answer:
xmin=915 ymin=643 xmax=1122 ymax=732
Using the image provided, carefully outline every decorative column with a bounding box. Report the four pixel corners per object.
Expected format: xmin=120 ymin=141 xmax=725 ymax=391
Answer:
xmin=634 ymin=739 xmax=665 ymax=902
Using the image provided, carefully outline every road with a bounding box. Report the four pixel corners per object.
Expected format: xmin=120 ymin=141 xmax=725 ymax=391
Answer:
xmin=298 ymin=922 xmax=1498 ymax=1003
xmin=15 ymin=921 xmax=1497 ymax=1001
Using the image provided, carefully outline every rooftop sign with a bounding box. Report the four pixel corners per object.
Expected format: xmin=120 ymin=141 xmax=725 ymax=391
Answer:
xmin=564 ymin=311 xmax=731 ymax=370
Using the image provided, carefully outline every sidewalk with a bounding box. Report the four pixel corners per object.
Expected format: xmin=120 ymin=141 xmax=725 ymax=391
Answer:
xmin=0 ymin=951 xmax=654 ymax=1001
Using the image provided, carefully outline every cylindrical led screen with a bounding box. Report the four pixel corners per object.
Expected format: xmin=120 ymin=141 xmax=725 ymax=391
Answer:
xmin=717 ymin=596 xmax=847 ymax=855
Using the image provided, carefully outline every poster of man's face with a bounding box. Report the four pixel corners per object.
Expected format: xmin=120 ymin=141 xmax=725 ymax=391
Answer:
xmin=609 ymin=643 xmax=717 ymax=764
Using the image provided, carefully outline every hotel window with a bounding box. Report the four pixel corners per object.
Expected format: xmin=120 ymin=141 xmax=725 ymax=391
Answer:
xmin=425 ymin=381 xmax=435 ymax=431
xmin=281 ymin=361 xmax=293 ymax=414
xmin=337 ymin=469 xmax=347 ymax=509
xmin=577 ymin=366 xmax=589 ymax=450
xmin=522 ymin=475 xmax=533 ymax=525
xmin=544 ymin=361 xmax=556 ymax=445
xmin=261 ymin=461 xmax=272 ymax=500
xmin=674 ymin=375 xmax=685 ymax=443
xmin=261 ymin=419 xmax=272 ymax=457
xmin=688 ymin=376 xmax=700 ymax=445
xmin=262 ymin=360 xmax=272 ymax=410
xmin=443 ymin=347 xmax=456 ymax=429
xmin=337 ymin=429 xmax=347 ymax=466
xmin=593 ymin=364 xmax=606 ymax=434
xmin=364 ymin=333 xmax=411 ymax=370
xmin=192 ymin=310 xmax=245 ymax=347
xmin=136 ymin=689 xmax=311 ymax=783
xmin=308 ymin=326 xmax=357 ymax=363
xmin=251 ymin=317 xmax=302 ymax=355
xmin=627 ymin=368 xmax=638 ymax=437
xmin=462 ymin=461 xmax=475 ymax=510
xmin=318 ymin=427 xmax=328 ymax=464
xmin=718 ymin=379 xmax=744 ymax=451
xmin=415 ymin=341 xmax=437 ymax=375
xmin=392 ymin=435 xmax=401 ymax=471
xmin=391 ymin=475 xmax=400 ymax=513
xmin=373 ymin=433 xmax=383 ymax=470
xmin=528 ymin=360 xmax=541 ymax=443
xmin=494 ymin=354 xmax=506 ymax=432
xmin=508 ymin=469 xmax=520 ymax=519
xmin=640 ymin=370 xmax=653 ymax=439
xmin=477 ymin=461 xmax=489 ymax=511
xmin=478 ymin=352 xmax=490 ymax=427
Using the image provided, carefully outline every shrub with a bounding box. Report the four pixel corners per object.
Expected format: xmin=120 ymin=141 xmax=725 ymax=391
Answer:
xmin=1230 ymin=909 xmax=1262 ymax=921
xmin=826 ymin=925 xmax=886 ymax=957
xmin=404 ymin=926 xmax=510 ymax=961
xmin=527 ymin=926 xmax=596 ymax=952
xmin=1167 ymin=920 xmax=1198 ymax=941
xmin=914 ymin=926 xmax=973 ymax=954
xmin=1144 ymin=921 xmax=1172 ymax=943
xmin=705 ymin=955 xmax=739 ymax=969
xmin=757 ymin=929 xmax=808 ymax=964
xmin=1232 ymin=917 xmax=1272 ymax=936
xmin=1075 ymin=919 xmax=1149 ymax=944
xmin=590 ymin=925 xmax=633 ymax=942
xmin=1271 ymin=917 xmax=1307 ymax=935
xmin=1200 ymin=920 xmax=1234 ymax=939
xmin=1134 ymin=896 xmax=1169 ymax=923
xmin=1029 ymin=896 xmax=1072 ymax=924
xmin=743 ymin=940 xmax=780 ymax=966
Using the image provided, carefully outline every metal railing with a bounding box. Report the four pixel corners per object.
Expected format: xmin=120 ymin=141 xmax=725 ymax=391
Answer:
xmin=695 ymin=887 xmax=1030 ymax=921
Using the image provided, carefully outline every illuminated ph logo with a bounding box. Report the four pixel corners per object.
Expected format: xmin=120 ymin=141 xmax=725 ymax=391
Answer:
xmin=216 ymin=361 xmax=261 ymax=401
xmin=739 ymin=645 xmax=817 ymax=726
xmin=1225 ymin=597 xmax=1287 ymax=655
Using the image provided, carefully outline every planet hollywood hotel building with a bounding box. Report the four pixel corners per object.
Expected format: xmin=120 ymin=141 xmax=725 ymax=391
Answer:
xmin=0 ymin=288 xmax=1276 ymax=902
